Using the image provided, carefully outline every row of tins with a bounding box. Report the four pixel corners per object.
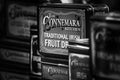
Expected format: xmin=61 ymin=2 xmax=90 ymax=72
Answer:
xmin=31 ymin=1 xmax=109 ymax=80
xmin=1 ymin=0 xmax=118 ymax=80
xmin=0 ymin=0 xmax=35 ymax=80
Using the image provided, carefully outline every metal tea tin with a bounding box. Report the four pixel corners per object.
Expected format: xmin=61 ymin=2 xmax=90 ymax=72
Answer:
xmin=90 ymin=12 xmax=120 ymax=80
xmin=68 ymin=39 xmax=90 ymax=80
xmin=38 ymin=3 xmax=109 ymax=56
xmin=0 ymin=43 xmax=29 ymax=73
xmin=0 ymin=39 xmax=29 ymax=64
xmin=4 ymin=0 xmax=37 ymax=41
xmin=40 ymin=50 xmax=68 ymax=80
xmin=41 ymin=55 xmax=68 ymax=80
xmin=0 ymin=37 xmax=30 ymax=73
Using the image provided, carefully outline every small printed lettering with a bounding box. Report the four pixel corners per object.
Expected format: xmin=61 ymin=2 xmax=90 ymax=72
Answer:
xmin=44 ymin=39 xmax=68 ymax=48
xmin=44 ymin=32 xmax=68 ymax=40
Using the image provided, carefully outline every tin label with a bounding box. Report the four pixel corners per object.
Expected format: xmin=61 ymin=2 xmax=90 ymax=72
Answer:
xmin=69 ymin=53 xmax=89 ymax=80
xmin=8 ymin=3 xmax=37 ymax=39
xmin=30 ymin=35 xmax=42 ymax=76
xmin=0 ymin=48 xmax=29 ymax=64
xmin=91 ymin=22 xmax=120 ymax=80
xmin=0 ymin=72 xmax=29 ymax=80
xmin=39 ymin=8 xmax=85 ymax=55
xmin=42 ymin=64 xmax=68 ymax=80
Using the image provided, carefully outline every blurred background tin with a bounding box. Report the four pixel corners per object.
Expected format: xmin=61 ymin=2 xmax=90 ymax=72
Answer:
xmin=3 ymin=0 xmax=38 ymax=42
xmin=0 ymin=67 xmax=29 ymax=80
xmin=90 ymin=12 xmax=120 ymax=80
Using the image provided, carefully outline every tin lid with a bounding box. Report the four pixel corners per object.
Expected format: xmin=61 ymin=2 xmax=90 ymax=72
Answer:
xmin=61 ymin=0 xmax=90 ymax=4
xmin=69 ymin=38 xmax=89 ymax=46
xmin=68 ymin=44 xmax=89 ymax=55
xmin=68 ymin=45 xmax=89 ymax=50
xmin=41 ymin=57 xmax=68 ymax=67
xmin=61 ymin=0 xmax=73 ymax=3
xmin=40 ymin=3 xmax=92 ymax=9
xmin=91 ymin=4 xmax=109 ymax=13
xmin=68 ymin=44 xmax=89 ymax=50
xmin=91 ymin=12 xmax=120 ymax=23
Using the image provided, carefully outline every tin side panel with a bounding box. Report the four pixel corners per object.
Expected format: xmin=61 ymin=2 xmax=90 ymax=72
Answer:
xmin=30 ymin=35 xmax=42 ymax=76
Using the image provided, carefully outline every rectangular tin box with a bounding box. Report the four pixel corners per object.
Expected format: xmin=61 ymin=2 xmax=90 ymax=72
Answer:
xmin=4 ymin=0 xmax=37 ymax=42
xmin=68 ymin=39 xmax=90 ymax=80
xmin=38 ymin=3 xmax=109 ymax=56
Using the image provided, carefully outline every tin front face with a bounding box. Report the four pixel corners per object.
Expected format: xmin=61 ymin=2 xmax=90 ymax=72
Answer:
xmin=69 ymin=53 xmax=89 ymax=80
xmin=7 ymin=2 xmax=37 ymax=40
xmin=39 ymin=7 xmax=86 ymax=55
xmin=0 ymin=48 xmax=29 ymax=64
xmin=42 ymin=64 xmax=68 ymax=80
xmin=0 ymin=71 xmax=29 ymax=80
xmin=91 ymin=22 xmax=120 ymax=80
